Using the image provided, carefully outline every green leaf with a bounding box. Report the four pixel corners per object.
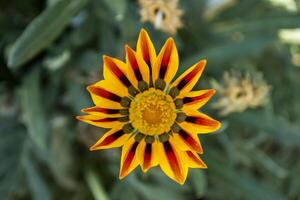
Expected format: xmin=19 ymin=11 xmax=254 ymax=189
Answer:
xmin=206 ymin=151 xmax=286 ymax=200
xmin=67 ymin=80 xmax=92 ymax=115
xmin=229 ymin=110 xmax=300 ymax=147
xmin=23 ymin=152 xmax=52 ymax=200
xmin=19 ymin=68 xmax=49 ymax=151
xmin=182 ymin=36 xmax=275 ymax=74
xmin=8 ymin=0 xmax=90 ymax=68
xmin=188 ymin=170 xmax=207 ymax=198
xmin=212 ymin=14 xmax=300 ymax=35
xmin=102 ymin=0 xmax=126 ymax=21
xmin=111 ymin=171 xmax=187 ymax=200
xmin=0 ymin=117 xmax=27 ymax=200
xmin=84 ymin=168 xmax=110 ymax=200
xmin=111 ymin=180 xmax=140 ymax=200
xmin=245 ymin=149 xmax=287 ymax=178
xmin=50 ymin=116 xmax=77 ymax=189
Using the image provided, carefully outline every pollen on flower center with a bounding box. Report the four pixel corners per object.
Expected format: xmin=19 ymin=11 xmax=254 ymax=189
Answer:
xmin=129 ymin=88 xmax=176 ymax=136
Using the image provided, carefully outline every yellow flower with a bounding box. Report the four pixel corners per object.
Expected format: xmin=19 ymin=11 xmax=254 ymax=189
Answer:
xmin=138 ymin=0 xmax=183 ymax=34
xmin=77 ymin=29 xmax=221 ymax=184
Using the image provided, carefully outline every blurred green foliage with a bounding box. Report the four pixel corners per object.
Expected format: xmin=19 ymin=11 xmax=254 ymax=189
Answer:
xmin=1 ymin=0 xmax=300 ymax=199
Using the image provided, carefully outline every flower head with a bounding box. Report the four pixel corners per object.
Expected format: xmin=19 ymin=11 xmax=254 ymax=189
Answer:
xmin=212 ymin=71 xmax=271 ymax=116
xmin=138 ymin=0 xmax=183 ymax=34
xmin=77 ymin=29 xmax=221 ymax=184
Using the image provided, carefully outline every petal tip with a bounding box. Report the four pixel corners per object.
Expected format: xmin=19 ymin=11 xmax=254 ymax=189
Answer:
xmin=86 ymin=85 xmax=94 ymax=92
xmin=176 ymin=176 xmax=186 ymax=185
xmin=201 ymin=59 xmax=207 ymax=64
xmin=89 ymin=146 xmax=97 ymax=151
xmin=103 ymin=55 xmax=113 ymax=63
xmin=118 ymin=171 xmax=127 ymax=180
xmin=102 ymin=54 xmax=109 ymax=61
xmin=213 ymin=120 xmax=222 ymax=132
xmin=125 ymin=45 xmax=134 ymax=54
xmin=81 ymin=108 xmax=88 ymax=113
xmin=165 ymin=38 xmax=176 ymax=50
xmin=206 ymin=89 xmax=216 ymax=98
xmin=197 ymin=59 xmax=207 ymax=69
xmin=195 ymin=146 xmax=203 ymax=154
xmin=141 ymin=165 xmax=150 ymax=173
xmin=167 ymin=37 xmax=175 ymax=43
xmin=76 ymin=116 xmax=83 ymax=121
xmin=140 ymin=28 xmax=150 ymax=38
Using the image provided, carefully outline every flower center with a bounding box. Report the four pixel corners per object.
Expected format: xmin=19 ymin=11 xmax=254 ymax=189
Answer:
xmin=129 ymin=88 xmax=176 ymax=136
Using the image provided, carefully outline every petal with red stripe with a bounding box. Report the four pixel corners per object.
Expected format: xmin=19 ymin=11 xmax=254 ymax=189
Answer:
xmin=76 ymin=114 xmax=123 ymax=129
xmin=136 ymin=29 xmax=156 ymax=70
xmin=172 ymin=128 xmax=203 ymax=153
xmin=180 ymin=110 xmax=221 ymax=134
xmin=153 ymin=38 xmax=179 ymax=85
xmin=119 ymin=138 xmax=140 ymax=179
xmin=90 ymin=125 xmax=130 ymax=150
xmin=87 ymin=80 xmax=124 ymax=109
xmin=157 ymin=137 xmax=188 ymax=184
xmin=126 ymin=46 xmax=150 ymax=86
xmin=136 ymin=140 xmax=159 ymax=172
xmin=185 ymin=151 xmax=207 ymax=168
xmin=171 ymin=60 xmax=206 ymax=98
xmin=82 ymin=106 xmax=124 ymax=117
xmin=182 ymin=89 xmax=216 ymax=110
xmin=103 ymin=55 xmax=133 ymax=91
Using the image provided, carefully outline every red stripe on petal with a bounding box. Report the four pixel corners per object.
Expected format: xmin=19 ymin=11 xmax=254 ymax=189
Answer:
xmin=83 ymin=107 xmax=119 ymax=114
xmin=159 ymin=40 xmax=173 ymax=79
xmin=121 ymin=142 xmax=138 ymax=177
xmin=88 ymin=86 xmax=121 ymax=102
xmin=127 ymin=47 xmax=143 ymax=81
xmin=186 ymin=116 xmax=219 ymax=127
xmin=186 ymin=151 xmax=206 ymax=167
xmin=143 ymin=143 xmax=152 ymax=169
xmin=163 ymin=141 xmax=182 ymax=180
xmin=104 ymin=57 xmax=131 ymax=87
xmin=183 ymin=90 xmax=214 ymax=104
xmin=90 ymin=118 xmax=118 ymax=123
xmin=177 ymin=64 xmax=203 ymax=90
xmin=140 ymin=32 xmax=151 ymax=65
xmin=178 ymin=130 xmax=202 ymax=152
xmin=95 ymin=130 xmax=124 ymax=147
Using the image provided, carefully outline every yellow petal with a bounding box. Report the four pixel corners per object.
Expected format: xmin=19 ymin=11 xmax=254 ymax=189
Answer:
xmin=90 ymin=125 xmax=131 ymax=150
xmin=119 ymin=137 xmax=140 ymax=179
xmin=81 ymin=106 xmax=124 ymax=117
xmin=136 ymin=29 xmax=157 ymax=70
xmin=157 ymin=137 xmax=188 ymax=185
xmin=103 ymin=55 xmax=133 ymax=92
xmin=87 ymin=80 xmax=124 ymax=109
xmin=76 ymin=114 xmax=123 ymax=129
xmin=136 ymin=140 xmax=159 ymax=172
xmin=171 ymin=60 xmax=206 ymax=98
xmin=125 ymin=45 xmax=150 ymax=86
xmin=180 ymin=109 xmax=221 ymax=134
xmin=172 ymin=128 xmax=203 ymax=153
xmin=184 ymin=151 xmax=207 ymax=169
xmin=152 ymin=38 xmax=179 ymax=85
xmin=182 ymin=89 xmax=216 ymax=110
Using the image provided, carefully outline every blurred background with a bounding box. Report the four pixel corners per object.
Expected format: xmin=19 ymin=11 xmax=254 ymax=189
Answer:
xmin=1 ymin=0 xmax=300 ymax=199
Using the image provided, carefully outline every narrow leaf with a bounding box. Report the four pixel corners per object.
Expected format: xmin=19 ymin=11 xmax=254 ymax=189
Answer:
xmin=8 ymin=0 xmax=89 ymax=68
xmin=19 ymin=68 xmax=49 ymax=151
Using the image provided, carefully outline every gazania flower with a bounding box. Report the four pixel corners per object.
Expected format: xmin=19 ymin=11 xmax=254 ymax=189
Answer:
xmin=77 ymin=29 xmax=221 ymax=184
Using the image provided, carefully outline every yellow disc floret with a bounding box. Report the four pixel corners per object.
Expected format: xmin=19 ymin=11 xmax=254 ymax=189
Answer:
xmin=129 ymin=88 xmax=176 ymax=136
